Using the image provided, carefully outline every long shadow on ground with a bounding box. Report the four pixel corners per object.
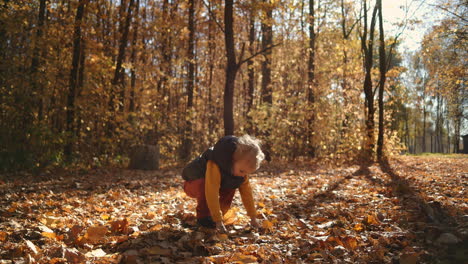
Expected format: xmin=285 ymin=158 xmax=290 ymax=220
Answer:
xmin=371 ymin=158 xmax=467 ymax=263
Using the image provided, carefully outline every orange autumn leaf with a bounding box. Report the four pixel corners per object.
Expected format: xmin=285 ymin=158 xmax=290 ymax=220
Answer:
xmin=84 ymin=226 xmax=108 ymax=243
xmin=0 ymin=231 xmax=7 ymax=242
xmin=110 ymin=218 xmax=129 ymax=234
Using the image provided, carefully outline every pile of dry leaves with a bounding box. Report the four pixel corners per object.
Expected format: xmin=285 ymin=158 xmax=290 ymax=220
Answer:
xmin=0 ymin=155 xmax=466 ymax=263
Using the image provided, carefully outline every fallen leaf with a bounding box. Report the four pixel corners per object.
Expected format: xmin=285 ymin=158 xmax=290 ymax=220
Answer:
xmin=110 ymin=218 xmax=129 ymax=234
xmin=63 ymin=247 xmax=86 ymax=264
xmin=142 ymin=245 xmax=172 ymax=256
xmin=262 ymin=220 xmax=274 ymax=231
xmin=85 ymin=248 xmax=107 ymax=257
xmin=229 ymin=252 xmax=257 ymax=263
xmin=365 ymin=214 xmax=380 ymax=225
xmin=216 ymin=233 xmax=229 ymax=241
xmin=0 ymin=231 xmax=8 ymax=242
xmin=84 ymin=226 xmax=108 ymax=243
xmin=41 ymin=232 xmax=57 ymax=239
xmin=399 ymin=252 xmax=419 ymax=264
xmin=25 ymin=239 xmax=39 ymax=255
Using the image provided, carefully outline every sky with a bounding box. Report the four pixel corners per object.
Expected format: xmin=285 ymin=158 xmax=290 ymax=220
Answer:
xmin=382 ymin=0 xmax=442 ymax=52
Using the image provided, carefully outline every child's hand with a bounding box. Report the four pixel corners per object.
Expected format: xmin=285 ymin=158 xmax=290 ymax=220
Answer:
xmin=250 ymin=218 xmax=259 ymax=228
xmin=216 ymin=221 xmax=227 ymax=233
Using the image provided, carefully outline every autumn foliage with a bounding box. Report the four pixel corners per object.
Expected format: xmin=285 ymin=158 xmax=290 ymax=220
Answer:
xmin=1 ymin=155 xmax=467 ymax=263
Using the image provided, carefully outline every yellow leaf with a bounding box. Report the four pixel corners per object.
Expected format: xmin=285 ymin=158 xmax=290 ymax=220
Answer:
xmin=354 ymin=223 xmax=364 ymax=232
xmin=366 ymin=214 xmax=380 ymax=225
xmin=41 ymin=232 xmax=56 ymax=239
xmin=262 ymin=220 xmax=274 ymax=230
xmin=101 ymin=214 xmax=111 ymax=220
xmin=230 ymin=252 xmax=257 ymax=263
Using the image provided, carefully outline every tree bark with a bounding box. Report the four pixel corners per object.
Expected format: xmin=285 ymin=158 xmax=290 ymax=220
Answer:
xmin=112 ymin=0 xmax=135 ymax=112
xmin=360 ymin=0 xmax=378 ymax=160
xmin=261 ymin=0 xmax=273 ymax=104
xmin=30 ymin=0 xmax=47 ymax=121
xmin=65 ymin=0 xmax=86 ymax=160
xmin=181 ymin=0 xmax=196 ymax=160
xmin=307 ymin=0 xmax=316 ymax=157
xmin=376 ymin=0 xmax=386 ymax=160
xmin=223 ymin=0 xmax=238 ymax=136
xmin=129 ymin=0 xmax=139 ymax=113
xmin=246 ymin=5 xmax=256 ymax=133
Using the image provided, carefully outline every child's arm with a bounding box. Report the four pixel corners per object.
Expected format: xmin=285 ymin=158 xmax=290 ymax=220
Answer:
xmin=205 ymin=161 xmax=223 ymax=223
xmin=239 ymin=177 xmax=258 ymax=227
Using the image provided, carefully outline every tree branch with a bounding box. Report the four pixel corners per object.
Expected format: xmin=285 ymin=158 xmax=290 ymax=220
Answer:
xmin=201 ymin=0 xmax=225 ymax=33
xmin=430 ymin=3 xmax=468 ymax=23
xmin=238 ymin=42 xmax=282 ymax=66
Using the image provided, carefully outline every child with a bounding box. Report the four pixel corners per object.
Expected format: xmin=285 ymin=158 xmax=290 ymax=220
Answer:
xmin=182 ymin=135 xmax=265 ymax=232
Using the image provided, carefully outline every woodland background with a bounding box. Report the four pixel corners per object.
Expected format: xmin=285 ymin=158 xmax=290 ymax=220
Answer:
xmin=0 ymin=0 xmax=466 ymax=172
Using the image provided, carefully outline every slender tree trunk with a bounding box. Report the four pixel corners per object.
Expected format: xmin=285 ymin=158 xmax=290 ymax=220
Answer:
xmin=360 ymin=0 xmax=378 ymax=160
xmin=181 ymin=0 xmax=196 ymax=160
xmin=422 ymin=85 xmax=427 ymax=152
xmin=307 ymin=0 xmax=316 ymax=157
xmin=246 ymin=6 xmax=256 ymax=133
xmin=223 ymin=0 xmax=238 ymax=136
xmin=207 ymin=4 xmax=215 ymax=138
xmin=129 ymin=0 xmax=139 ymax=113
xmin=112 ymin=0 xmax=135 ymax=112
xmin=65 ymin=0 xmax=86 ymax=160
xmin=376 ymin=0 xmax=386 ymax=160
xmin=30 ymin=0 xmax=47 ymax=121
xmin=261 ymin=0 xmax=273 ymax=105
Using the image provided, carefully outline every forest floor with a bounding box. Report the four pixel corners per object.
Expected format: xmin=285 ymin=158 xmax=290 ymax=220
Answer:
xmin=0 ymin=155 xmax=467 ymax=264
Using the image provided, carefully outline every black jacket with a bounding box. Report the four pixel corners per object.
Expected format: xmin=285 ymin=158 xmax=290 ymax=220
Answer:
xmin=182 ymin=136 xmax=245 ymax=189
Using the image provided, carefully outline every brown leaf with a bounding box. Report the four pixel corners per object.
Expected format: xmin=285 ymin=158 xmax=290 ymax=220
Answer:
xmin=0 ymin=231 xmax=8 ymax=242
xmin=84 ymin=226 xmax=108 ymax=243
xmin=63 ymin=247 xmax=86 ymax=264
xmin=110 ymin=218 xmax=129 ymax=234
xmin=142 ymin=245 xmax=172 ymax=256
xmin=399 ymin=252 xmax=419 ymax=264
xmin=342 ymin=236 xmax=359 ymax=250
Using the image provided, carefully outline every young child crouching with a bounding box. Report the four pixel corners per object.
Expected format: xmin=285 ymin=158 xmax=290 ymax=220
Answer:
xmin=182 ymin=135 xmax=264 ymax=232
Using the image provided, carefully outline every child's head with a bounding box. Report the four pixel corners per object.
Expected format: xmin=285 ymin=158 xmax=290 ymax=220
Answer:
xmin=232 ymin=135 xmax=265 ymax=177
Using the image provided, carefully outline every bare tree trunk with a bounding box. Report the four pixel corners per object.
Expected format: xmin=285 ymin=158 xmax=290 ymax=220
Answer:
xmin=65 ymin=0 xmax=86 ymax=160
xmin=246 ymin=6 xmax=256 ymax=134
xmin=223 ymin=0 xmax=238 ymax=136
xmin=207 ymin=4 xmax=215 ymax=138
xmin=112 ymin=0 xmax=135 ymax=112
xmin=422 ymin=89 xmax=427 ymax=152
xmin=307 ymin=0 xmax=316 ymax=157
xmin=261 ymin=0 xmax=273 ymax=104
xmin=376 ymin=0 xmax=386 ymax=160
xmin=181 ymin=0 xmax=196 ymax=160
xmin=30 ymin=0 xmax=47 ymax=121
xmin=129 ymin=0 xmax=139 ymax=113
xmin=360 ymin=0 xmax=378 ymax=160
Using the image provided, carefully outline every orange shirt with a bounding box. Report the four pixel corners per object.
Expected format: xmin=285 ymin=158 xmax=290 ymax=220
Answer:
xmin=205 ymin=160 xmax=257 ymax=222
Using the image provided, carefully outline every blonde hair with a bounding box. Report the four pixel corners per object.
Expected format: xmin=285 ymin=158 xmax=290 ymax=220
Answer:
xmin=233 ymin=135 xmax=265 ymax=170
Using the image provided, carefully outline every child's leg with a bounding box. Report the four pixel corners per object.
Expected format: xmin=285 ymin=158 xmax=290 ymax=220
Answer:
xmin=183 ymin=178 xmax=211 ymax=219
xmin=219 ymin=188 xmax=236 ymax=215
